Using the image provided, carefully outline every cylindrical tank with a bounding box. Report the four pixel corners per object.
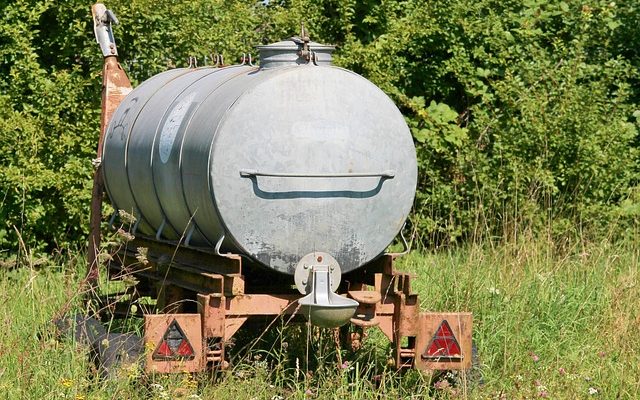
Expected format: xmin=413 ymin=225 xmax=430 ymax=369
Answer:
xmin=102 ymin=40 xmax=417 ymax=275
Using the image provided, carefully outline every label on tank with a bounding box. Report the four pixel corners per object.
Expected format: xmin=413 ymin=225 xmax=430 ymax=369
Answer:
xmin=159 ymin=92 xmax=196 ymax=164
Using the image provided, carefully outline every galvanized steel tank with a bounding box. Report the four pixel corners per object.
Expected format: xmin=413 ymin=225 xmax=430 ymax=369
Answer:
xmin=102 ymin=40 xmax=417 ymax=275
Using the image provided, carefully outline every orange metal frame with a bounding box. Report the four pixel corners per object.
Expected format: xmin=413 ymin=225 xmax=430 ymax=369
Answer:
xmin=104 ymin=238 xmax=472 ymax=373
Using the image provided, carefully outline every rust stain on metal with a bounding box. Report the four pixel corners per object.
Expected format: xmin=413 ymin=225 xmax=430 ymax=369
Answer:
xmin=109 ymin=244 xmax=473 ymax=373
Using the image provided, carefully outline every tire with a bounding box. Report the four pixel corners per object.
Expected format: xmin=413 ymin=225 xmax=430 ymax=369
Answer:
xmin=54 ymin=314 xmax=106 ymax=346
xmin=91 ymin=332 xmax=143 ymax=379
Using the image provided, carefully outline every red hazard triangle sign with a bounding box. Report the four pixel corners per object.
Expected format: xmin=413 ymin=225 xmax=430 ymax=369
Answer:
xmin=421 ymin=319 xmax=463 ymax=361
xmin=153 ymin=319 xmax=195 ymax=361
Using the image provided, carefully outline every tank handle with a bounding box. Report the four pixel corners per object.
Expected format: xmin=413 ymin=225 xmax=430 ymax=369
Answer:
xmin=239 ymin=169 xmax=395 ymax=179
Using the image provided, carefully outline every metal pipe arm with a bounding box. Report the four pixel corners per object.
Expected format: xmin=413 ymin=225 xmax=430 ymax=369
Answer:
xmin=92 ymin=3 xmax=119 ymax=57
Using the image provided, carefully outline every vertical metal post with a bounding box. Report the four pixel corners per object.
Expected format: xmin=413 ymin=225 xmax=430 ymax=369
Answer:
xmin=86 ymin=4 xmax=132 ymax=293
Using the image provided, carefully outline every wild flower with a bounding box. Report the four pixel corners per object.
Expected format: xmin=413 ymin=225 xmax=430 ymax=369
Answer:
xmin=433 ymin=380 xmax=450 ymax=390
xmin=97 ymin=252 xmax=113 ymax=262
xmin=116 ymin=228 xmax=135 ymax=242
xmin=181 ymin=371 xmax=198 ymax=390
xmin=530 ymin=352 xmax=540 ymax=362
xmin=118 ymin=209 xmax=137 ymax=225
xmin=144 ymin=341 xmax=156 ymax=355
xmin=126 ymin=362 xmax=140 ymax=380
xmin=340 ymin=361 xmax=349 ymax=369
xmin=150 ymin=383 xmax=170 ymax=400
xmin=135 ymin=247 xmax=149 ymax=265
xmin=588 ymin=387 xmax=598 ymax=395
xmin=60 ymin=378 xmax=74 ymax=388
xmin=558 ymin=367 xmax=566 ymax=375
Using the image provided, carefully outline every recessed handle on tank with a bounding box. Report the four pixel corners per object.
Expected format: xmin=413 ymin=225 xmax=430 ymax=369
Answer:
xmin=239 ymin=169 xmax=395 ymax=179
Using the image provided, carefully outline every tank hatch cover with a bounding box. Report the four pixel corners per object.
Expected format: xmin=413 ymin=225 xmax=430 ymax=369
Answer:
xmin=257 ymin=39 xmax=334 ymax=69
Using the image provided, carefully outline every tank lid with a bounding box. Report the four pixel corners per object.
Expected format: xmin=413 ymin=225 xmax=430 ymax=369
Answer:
xmin=257 ymin=39 xmax=334 ymax=69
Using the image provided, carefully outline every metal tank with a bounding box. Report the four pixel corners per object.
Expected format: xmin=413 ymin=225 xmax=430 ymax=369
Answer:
xmin=102 ymin=39 xmax=417 ymax=276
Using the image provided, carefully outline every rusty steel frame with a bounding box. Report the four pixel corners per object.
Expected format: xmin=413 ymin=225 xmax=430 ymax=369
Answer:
xmin=86 ymin=55 xmax=132 ymax=290
xmin=104 ymin=237 xmax=472 ymax=373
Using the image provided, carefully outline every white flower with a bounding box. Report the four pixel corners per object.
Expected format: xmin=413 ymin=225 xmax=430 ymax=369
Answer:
xmin=588 ymin=387 xmax=598 ymax=395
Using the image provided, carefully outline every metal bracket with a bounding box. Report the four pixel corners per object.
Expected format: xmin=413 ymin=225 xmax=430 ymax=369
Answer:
xmin=292 ymin=23 xmax=312 ymax=63
xmin=294 ymin=252 xmax=341 ymax=294
xmin=92 ymin=3 xmax=119 ymax=57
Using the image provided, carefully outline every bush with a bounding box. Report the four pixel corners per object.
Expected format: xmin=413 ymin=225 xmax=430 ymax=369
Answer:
xmin=0 ymin=0 xmax=638 ymax=255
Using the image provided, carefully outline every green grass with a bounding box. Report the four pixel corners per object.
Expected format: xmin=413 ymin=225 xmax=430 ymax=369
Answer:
xmin=0 ymin=235 xmax=638 ymax=399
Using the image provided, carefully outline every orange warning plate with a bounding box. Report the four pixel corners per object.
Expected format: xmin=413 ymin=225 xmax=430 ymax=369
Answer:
xmin=415 ymin=312 xmax=472 ymax=370
xmin=144 ymin=314 xmax=202 ymax=373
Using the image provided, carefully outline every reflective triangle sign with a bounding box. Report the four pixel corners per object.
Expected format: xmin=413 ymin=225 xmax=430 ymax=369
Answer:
xmin=153 ymin=319 xmax=195 ymax=361
xmin=421 ymin=319 xmax=463 ymax=361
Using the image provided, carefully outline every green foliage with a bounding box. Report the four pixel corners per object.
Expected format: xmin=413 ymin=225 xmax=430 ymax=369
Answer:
xmin=0 ymin=0 xmax=101 ymax=253
xmin=0 ymin=0 xmax=638 ymax=254
xmin=329 ymin=0 xmax=640 ymax=243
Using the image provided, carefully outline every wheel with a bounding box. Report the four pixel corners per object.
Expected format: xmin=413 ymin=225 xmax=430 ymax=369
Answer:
xmin=91 ymin=332 xmax=143 ymax=378
xmin=54 ymin=314 xmax=106 ymax=346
